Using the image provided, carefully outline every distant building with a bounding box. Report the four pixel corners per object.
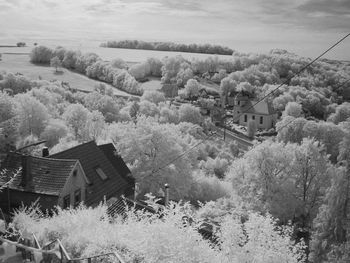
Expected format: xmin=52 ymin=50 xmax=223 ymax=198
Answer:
xmin=0 ymin=141 xmax=135 ymax=213
xmin=199 ymin=88 xmax=209 ymax=98
xmin=226 ymin=91 xmax=238 ymax=107
xmin=233 ymin=95 xmax=277 ymax=130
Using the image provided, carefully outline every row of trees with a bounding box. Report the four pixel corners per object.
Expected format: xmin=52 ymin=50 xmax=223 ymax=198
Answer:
xmin=101 ymin=39 xmax=234 ymax=55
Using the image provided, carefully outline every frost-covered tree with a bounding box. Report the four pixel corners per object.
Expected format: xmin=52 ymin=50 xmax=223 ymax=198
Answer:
xmin=141 ymin=90 xmax=166 ymax=105
xmin=0 ymin=91 xmax=18 ymax=153
xmin=30 ymin=46 xmax=53 ymax=64
xmin=62 ymin=103 xmax=90 ymax=139
xmin=40 ymin=119 xmax=68 ymax=148
xmin=111 ymin=58 xmax=128 ymax=69
xmin=184 ymin=79 xmax=200 ymax=99
xmin=50 ymin=56 xmax=62 ymax=72
xmin=247 ymin=119 xmax=257 ymax=138
xmin=220 ymin=77 xmax=236 ymax=100
xmin=283 ymin=101 xmax=303 ymax=118
xmin=82 ymin=110 xmax=106 ymax=141
xmin=228 ymin=139 xmax=331 ymax=225
xmin=328 ymin=102 xmax=350 ymax=124
xmin=15 ymin=94 xmax=49 ymax=137
xmin=108 ymin=116 xmax=198 ymax=199
xmin=83 ymin=92 xmax=119 ymax=122
xmin=139 ymin=100 xmax=160 ymax=117
xmin=310 ymin=133 xmax=350 ymax=262
xmin=178 ymin=104 xmax=202 ymax=125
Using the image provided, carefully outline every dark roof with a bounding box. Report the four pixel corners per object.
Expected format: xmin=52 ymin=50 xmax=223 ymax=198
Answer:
xmin=242 ymin=100 xmax=276 ymax=115
xmin=98 ymin=143 xmax=135 ymax=185
xmin=50 ymin=141 xmax=132 ymax=205
xmin=0 ymin=153 xmax=77 ymax=196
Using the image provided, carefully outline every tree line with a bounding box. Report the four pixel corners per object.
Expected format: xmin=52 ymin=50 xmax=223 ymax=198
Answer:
xmin=100 ymin=40 xmax=234 ymax=55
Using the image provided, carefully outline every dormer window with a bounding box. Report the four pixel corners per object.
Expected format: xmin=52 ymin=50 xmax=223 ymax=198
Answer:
xmin=95 ymin=166 xmax=108 ymax=180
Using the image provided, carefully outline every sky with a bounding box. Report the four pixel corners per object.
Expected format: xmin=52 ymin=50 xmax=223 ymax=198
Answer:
xmin=0 ymin=0 xmax=349 ymax=60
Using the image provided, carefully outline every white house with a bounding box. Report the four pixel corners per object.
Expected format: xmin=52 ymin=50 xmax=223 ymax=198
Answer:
xmin=233 ymin=95 xmax=277 ymax=130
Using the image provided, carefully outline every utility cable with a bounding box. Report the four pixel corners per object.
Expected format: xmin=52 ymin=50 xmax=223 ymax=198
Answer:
xmin=151 ymin=33 xmax=350 ymax=174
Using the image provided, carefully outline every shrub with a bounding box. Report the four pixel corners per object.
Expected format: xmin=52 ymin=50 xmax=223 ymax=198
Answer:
xmin=141 ymin=90 xmax=166 ymax=105
xmin=12 ymin=202 xmax=305 ymax=263
xmin=30 ymin=46 xmax=53 ymax=64
xmin=247 ymin=119 xmax=257 ymax=138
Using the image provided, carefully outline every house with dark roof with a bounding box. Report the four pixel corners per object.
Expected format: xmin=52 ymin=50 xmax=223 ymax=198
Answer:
xmin=233 ymin=95 xmax=277 ymax=130
xmin=0 ymin=152 xmax=87 ymax=212
xmin=0 ymin=141 xmax=135 ymax=213
xmin=49 ymin=141 xmax=135 ymax=206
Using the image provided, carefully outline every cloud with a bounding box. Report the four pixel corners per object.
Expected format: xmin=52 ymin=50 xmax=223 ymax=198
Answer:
xmin=0 ymin=0 xmax=348 ymax=60
xmin=298 ymin=0 xmax=350 ymax=15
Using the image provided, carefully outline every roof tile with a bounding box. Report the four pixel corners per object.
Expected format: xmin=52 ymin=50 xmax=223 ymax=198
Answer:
xmin=0 ymin=153 xmax=77 ymax=196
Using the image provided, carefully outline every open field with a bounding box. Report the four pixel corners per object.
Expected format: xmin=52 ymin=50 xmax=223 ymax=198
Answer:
xmin=0 ymin=46 xmax=232 ymax=63
xmin=0 ymin=54 xmax=134 ymax=97
xmin=140 ymin=77 xmax=162 ymax=91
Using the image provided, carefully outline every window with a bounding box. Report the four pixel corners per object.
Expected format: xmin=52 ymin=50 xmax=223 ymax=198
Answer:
xmin=63 ymin=195 xmax=70 ymax=209
xmin=244 ymin=115 xmax=247 ymax=122
xmin=238 ymin=101 xmax=240 ymax=105
xmin=73 ymin=170 xmax=77 ymax=176
xmin=252 ymin=115 xmax=255 ymax=120
xmin=95 ymin=166 xmax=108 ymax=180
xmin=74 ymin=189 xmax=81 ymax=207
xmin=260 ymin=116 xmax=263 ymax=124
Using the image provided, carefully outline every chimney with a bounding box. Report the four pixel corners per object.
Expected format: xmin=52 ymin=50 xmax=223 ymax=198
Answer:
xmin=164 ymin=183 xmax=169 ymax=206
xmin=134 ymin=182 xmax=140 ymax=201
xmin=42 ymin=147 xmax=49 ymax=157
xmin=20 ymin=155 xmax=32 ymax=188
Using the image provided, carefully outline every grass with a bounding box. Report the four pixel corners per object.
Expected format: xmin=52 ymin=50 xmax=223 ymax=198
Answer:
xmin=139 ymin=77 xmax=162 ymax=91
xmin=0 ymin=54 xmax=134 ymax=97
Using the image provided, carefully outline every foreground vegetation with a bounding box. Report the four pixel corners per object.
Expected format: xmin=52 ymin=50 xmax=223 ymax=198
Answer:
xmin=11 ymin=201 xmax=305 ymax=263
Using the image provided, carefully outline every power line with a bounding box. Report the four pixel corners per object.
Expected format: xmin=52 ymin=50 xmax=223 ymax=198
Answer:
xmin=151 ymin=132 xmax=216 ymax=175
xmin=228 ymin=33 xmax=350 ymax=124
xmin=151 ymin=33 xmax=350 ymax=175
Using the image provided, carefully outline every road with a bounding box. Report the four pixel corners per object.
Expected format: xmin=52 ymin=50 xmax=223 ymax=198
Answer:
xmin=214 ymin=127 xmax=254 ymax=151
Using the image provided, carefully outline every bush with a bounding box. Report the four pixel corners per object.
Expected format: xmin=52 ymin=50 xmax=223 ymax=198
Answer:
xmin=30 ymin=46 xmax=53 ymax=64
xmin=141 ymin=90 xmax=166 ymax=105
xmin=179 ymin=104 xmax=203 ymax=125
xmin=247 ymin=119 xmax=257 ymax=138
xmin=50 ymin=56 xmax=62 ymax=72
xmin=12 ymin=202 xmax=305 ymax=263
xmin=16 ymin=42 xmax=26 ymax=47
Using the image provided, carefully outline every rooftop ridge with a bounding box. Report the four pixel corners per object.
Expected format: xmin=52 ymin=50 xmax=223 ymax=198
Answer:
xmin=8 ymin=152 xmax=78 ymax=163
xmin=49 ymin=140 xmax=97 ymax=157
